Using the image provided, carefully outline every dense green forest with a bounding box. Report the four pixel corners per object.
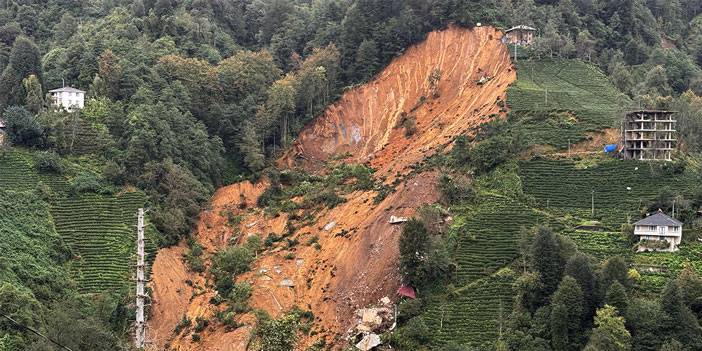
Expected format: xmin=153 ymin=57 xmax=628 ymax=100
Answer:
xmin=4 ymin=0 xmax=702 ymax=350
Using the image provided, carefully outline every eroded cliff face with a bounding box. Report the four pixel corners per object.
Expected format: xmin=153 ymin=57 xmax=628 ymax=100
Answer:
xmin=149 ymin=25 xmax=515 ymax=350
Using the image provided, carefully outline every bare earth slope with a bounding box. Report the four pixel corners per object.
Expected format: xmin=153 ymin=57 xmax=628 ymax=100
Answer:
xmin=150 ymin=25 xmax=514 ymax=350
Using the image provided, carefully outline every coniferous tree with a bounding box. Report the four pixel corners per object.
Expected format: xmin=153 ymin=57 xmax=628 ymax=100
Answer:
xmin=98 ymin=49 xmax=123 ymax=100
xmin=584 ymin=305 xmax=631 ymax=351
xmin=0 ymin=36 xmax=42 ymax=108
xmin=605 ymin=281 xmax=629 ymax=315
xmin=353 ymin=39 xmax=380 ymax=82
xmin=659 ymin=280 xmax=702 ymax=348
xmin=22 ymin=74 xmax=43 ymax=114
xmin=564 ymin=252 xmax=597 ymax=318
xmin=550 ymin=276 xmax=585 ymax=350
xmin=531 ymin=226 xmax=565 ymax=300
xmin=399 ymin=218 xmax=430 ymax=287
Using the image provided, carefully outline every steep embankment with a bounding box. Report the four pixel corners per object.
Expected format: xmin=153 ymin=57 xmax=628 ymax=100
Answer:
xmin=150 ymin=25 xmax=515 ymax=350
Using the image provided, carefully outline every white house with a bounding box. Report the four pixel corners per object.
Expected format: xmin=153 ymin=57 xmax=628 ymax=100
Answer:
xmin=49 ymin=86 xmax=86 ymax=111
xmin=633 ymin=209 xmax=683 ymax=252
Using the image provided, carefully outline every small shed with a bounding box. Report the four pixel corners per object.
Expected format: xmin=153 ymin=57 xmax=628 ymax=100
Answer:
xmin=504 ymin=25 xmax=537 ymax=46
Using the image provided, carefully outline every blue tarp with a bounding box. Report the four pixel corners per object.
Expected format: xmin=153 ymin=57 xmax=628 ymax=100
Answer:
xmin=604 ymin=144 xmax=617 ymax=153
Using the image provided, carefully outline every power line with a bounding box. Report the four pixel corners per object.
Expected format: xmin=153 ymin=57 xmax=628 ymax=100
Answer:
xmin=0 ymin=309 xmax=74 ymax=351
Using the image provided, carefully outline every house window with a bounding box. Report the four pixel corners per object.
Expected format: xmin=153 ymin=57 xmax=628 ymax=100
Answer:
xmin=658 ymin=226 xmax=665 ymax=235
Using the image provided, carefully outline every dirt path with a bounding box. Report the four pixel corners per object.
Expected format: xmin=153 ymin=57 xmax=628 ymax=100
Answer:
xmin=149 ymin=25 xmax=515 ymax=350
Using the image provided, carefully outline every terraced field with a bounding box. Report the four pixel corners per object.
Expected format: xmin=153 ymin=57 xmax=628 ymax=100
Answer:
xmin=0 ymin=150 xmax=155 ymax=294
xmin=633 ymin=243 xmax=702 ymax=293
xmin=423 ymin=271 xmax=515 ymax=349
xmin=507 ymin=59 xmax=627 ymax=148
xmin=51 ymin=192 xmax=156 ymax=293
xmin=561 ymin=229 xmax=630 ymax=260
xmin=452 ymin=195 xmax=557 ymax=284
xmin=0 ymin=151 xmax=71 ymax=192
xmin=519 ymin=158 xmax=699 ymax=228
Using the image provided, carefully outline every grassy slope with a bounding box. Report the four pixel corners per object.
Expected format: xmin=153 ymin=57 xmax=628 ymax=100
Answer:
xmin=507 ymin=59 xmax=627 ymax=148
xmin=420 ymin=58 xmax=699 ymax=348
xmin=0 ymin=150 xmax=156 ymax=294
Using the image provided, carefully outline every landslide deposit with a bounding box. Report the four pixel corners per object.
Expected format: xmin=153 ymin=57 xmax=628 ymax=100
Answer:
xmin=150 ymin=25 xmax=515 ymax=350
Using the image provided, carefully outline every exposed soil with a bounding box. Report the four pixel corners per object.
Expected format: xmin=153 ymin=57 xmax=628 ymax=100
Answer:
xmin=149 ymin=25 xmax=515 ymax=350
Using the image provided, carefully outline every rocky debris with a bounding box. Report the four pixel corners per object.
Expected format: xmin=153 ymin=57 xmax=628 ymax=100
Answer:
xmin=355 ymin=333 xmax=381 ymax=351
xmin=259 ymin=275 xmax=272 ymax=281
xmin=280 ymin=278 xmax=295 ymax=287
xmin=388 ymin=215 xmax=408 ymax=224
xmin=324 ymin=221 xmax=337 ymax=231
xmin=245 ymin=220 xmax=258 ymax=228
xmin=354 ymin=306 xmax=393 ymax=333
xmin=380 ymin=296 xmax=391 ymax=305
xmin=273 ymin=265 xmax=282 ymax=274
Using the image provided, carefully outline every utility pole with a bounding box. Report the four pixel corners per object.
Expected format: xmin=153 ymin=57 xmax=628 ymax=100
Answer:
xmin=135 ymin=208 xmax=146 ymax=349
xmin=545 ymin=88 xmax=548 ymax=105
xmin=591 ymin=189 xmax=595 ymax=217
xmin=514 ymin=43 xmax=518 ymax=62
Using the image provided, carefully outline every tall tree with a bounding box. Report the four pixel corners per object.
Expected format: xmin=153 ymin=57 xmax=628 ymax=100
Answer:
xmin=98 ymin=49 xmax=123 ymax=100
xmin=605 ymin=281 xmax=629 ymax=315
xmin=0 ymin=36 xmax=42 ymax=108
xmin=550 ymin=276 xmax=585 ymax=350
xmin=583 ymin=305 xmax=631 ymax=351
xmin=399 ymin=218 xmax=430 ymax=286
xmin=564 ymin=252 xmax=597 ymax=318
xmin=531 ymin=226 xmax=565 ymax=300
xmin=659 ymin=280 xmax=702 ymax=348
xmin=22 ymin=74 xmax=43 ymax=114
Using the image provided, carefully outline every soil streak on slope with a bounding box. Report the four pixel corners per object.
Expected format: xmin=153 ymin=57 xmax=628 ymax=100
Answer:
xmin=150 ymin=25 xmax=515 ymax=350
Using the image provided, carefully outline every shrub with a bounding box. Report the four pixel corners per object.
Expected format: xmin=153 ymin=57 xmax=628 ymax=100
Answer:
xmin=253 ymin=311 xmax=299 ymax=351
xmin=264 ymin=233 xmax=281 ymax=247
xmin=438 ymin=174 xmax=476 ymax=205
xmin=35 ymin=151 xmax=64 ymax=174
xmin=70 ymin=171 xmax=107 ymax=194
xmin=183 ymin=240 xmax=205 ymax=273
xmin=228 ymin=282 xmax=252 ymax=313
xmin=193 ymin=317 xmax=209 ymax=333
xmin=211 ymin=245 xmax=254 ymax=296
xmin=3 ymin=106 xmax=43 ymax=146
xmin=173 ymin=315 xmax=191 ymax=335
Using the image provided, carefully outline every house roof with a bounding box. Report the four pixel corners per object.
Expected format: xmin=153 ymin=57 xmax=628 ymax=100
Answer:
xmin=397 ymin=285 xmax=416 ymax=299
xmin=506 ymin=25 xmax=537 ymax=33
xmin=49 ymin=86 xmax=85 ymax=93
xmin=0 ymin=119 xmax=5 ymax=129
xmin=634 ymin=210 xmax=683 ymax=227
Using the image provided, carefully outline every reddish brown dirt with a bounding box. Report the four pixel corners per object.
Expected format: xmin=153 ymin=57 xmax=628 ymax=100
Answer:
xmin=282 ymin=25 xmax=515 ymax=179
xmin=149 ymin=25 xmax=515 ymax=350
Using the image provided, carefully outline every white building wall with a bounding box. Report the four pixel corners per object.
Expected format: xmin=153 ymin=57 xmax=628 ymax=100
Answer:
xmin=52 ymin=91 xmax=85 ymax=111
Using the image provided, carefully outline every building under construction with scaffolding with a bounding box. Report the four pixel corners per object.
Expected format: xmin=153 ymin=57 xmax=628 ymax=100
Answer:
xmin=622 ymin=110 xmax=677 ymax=161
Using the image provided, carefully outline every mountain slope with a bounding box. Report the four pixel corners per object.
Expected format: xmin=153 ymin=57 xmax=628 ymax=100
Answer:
xmin=149 ymin=25 xmax=515 ymax=350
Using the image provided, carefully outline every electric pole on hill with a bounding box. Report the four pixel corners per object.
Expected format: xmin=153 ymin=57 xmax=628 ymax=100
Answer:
xmin=135 ymin=208 xmax=146 ymax=349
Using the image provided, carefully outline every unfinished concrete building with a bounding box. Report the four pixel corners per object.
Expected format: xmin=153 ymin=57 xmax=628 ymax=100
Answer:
xmin=622 ymin=110 xmax=677 ymax=161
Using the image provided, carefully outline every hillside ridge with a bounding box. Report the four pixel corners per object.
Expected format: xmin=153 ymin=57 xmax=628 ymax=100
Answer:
xmin=149 ymin=25 xmax=515 ymax=350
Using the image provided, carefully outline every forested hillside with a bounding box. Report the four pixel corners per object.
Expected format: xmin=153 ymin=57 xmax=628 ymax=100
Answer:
xmin=4 ymin=0 xmax=702 ymax=350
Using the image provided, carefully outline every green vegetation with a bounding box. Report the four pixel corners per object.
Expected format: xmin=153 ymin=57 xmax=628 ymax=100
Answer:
xmin=508 ymin=59 xmax=624 ymax=148
xmin=519 ymin=158 xmax=700 ymax=228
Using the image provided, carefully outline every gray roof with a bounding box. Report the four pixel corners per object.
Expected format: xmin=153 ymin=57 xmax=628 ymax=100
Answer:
xmin=634 ymin=210 xmax=682 ymax=227
xmin=506 ymin=25 xmax=537 ymax=33
xmin=49 ymin=86 xmax=85 ymax=93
